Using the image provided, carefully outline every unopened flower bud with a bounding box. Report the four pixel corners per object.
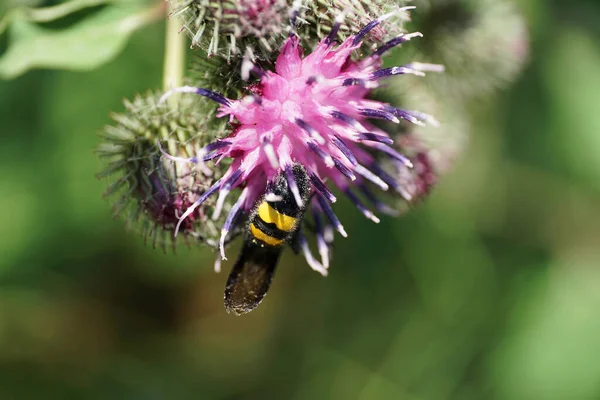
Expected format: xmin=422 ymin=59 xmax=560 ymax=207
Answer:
xmin=170 ymin=0 xmax=291 ymax=59
xmin=170 ymin=0 xmax=413 ymax=61
xmin=405 ymin=0 xmax=529 ymax=97
xmin=97 ymin=92 xmax=239 ymax=250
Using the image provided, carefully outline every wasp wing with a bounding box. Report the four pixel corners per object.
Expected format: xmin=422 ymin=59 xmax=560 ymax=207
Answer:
xmin=224 ymin=241 xmax=282 ymax=316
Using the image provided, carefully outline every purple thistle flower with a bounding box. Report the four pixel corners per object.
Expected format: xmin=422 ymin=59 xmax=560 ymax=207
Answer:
xmin=161 ymin=11 xmax=442 ymax=273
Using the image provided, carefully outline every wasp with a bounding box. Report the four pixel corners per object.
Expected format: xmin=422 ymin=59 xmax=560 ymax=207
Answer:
xmin=224 ymin=164 xmax=312 ymax=315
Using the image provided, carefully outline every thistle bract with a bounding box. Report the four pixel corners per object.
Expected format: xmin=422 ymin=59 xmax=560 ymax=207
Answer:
xmin=160 ymin=12 xmax=442 ymax=273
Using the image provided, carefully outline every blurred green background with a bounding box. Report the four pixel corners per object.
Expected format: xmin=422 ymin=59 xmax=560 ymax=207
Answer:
xmin=2 ymin=0 xmax=600 ymax=399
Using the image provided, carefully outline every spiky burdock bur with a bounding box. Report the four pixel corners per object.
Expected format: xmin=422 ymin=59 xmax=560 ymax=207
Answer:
xmin=171 ymin=0 xmax=290 ymax=59
xmin=170 ymin=0 xmax=412 ymax=61
xmin=400 ymin=0 xmax=528 ymax=98
xmin=97 ymin=92 xmax=239 ymax=251
xmin=159 ymin=14 xmax=443 ymax=274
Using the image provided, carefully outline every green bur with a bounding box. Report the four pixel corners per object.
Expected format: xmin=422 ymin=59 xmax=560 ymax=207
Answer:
xmin=97 ymin=92 xmax=239 ymax=251
xmin=407 ymin=0 xmax=528 ymax=98
xmin=170 ymin=0 xmax=411 ymax=62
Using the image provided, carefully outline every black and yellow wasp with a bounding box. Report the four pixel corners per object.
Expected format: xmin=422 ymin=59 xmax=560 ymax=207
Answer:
xmin=224 ymin=164 xmax=312 ymax=315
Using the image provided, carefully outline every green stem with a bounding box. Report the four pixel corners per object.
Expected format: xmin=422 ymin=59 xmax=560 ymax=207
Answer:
xmin=162 ymin=3 xmax=186 ymax=97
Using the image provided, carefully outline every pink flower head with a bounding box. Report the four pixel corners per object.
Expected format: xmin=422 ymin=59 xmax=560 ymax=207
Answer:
xmin=160 ymin=9 xmax=443 ymax=274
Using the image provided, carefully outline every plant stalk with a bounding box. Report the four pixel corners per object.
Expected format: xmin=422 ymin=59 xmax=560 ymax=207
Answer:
xmin=162 ymin=2 xmax=186 ymax=99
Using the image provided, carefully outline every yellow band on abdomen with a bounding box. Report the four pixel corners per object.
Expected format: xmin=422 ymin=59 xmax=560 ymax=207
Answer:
xmin=258 ymin=202 xmax=298 ymax=232
xmin=250 ymin=223 xmax=284 ymax=246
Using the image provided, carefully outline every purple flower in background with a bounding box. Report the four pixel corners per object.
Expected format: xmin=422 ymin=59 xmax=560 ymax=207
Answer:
xmin=160 ymin=9 xmax=442 ymax=274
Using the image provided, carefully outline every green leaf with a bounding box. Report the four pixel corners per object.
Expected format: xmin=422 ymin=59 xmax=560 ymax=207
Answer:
xmin=0 ymin=0 xmax=44 ymax=16
xmin=0 ymin=2 xmax=160 ymax=79
xmin=24 ymin=0 xmax=112 ymax=23
xmin=0 ymin=0 xmax=110 ymax=36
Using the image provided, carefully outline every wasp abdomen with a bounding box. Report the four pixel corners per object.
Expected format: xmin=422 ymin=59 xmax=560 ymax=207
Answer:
xmin=249 ymin=200 xmax=301 ymax=247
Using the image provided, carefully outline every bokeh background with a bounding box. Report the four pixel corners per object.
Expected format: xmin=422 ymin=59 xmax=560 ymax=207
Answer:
xmin=2 ymin=0 xmax=600 ymax=399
